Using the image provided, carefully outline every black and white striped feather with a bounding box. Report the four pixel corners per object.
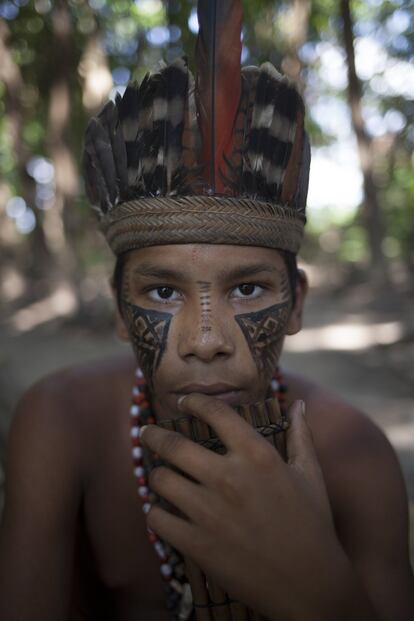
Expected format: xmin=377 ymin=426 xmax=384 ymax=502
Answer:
xmin=240 ymin=62 xmax=306 ymax=207
xmin=83 ymin=58 xmax=202 ymax=216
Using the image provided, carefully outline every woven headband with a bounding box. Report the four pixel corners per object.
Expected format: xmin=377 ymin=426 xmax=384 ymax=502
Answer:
xmin=83 ymin=0 xmax=311 ymax=255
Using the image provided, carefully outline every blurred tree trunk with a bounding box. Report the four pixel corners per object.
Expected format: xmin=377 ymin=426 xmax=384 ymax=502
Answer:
xmin=340 ymin=0 xmax=388 ymax=283
xmin=0 ymin=20 xmax=51 ymax=273
xmin=281 ymin=0 xmax=311 ymax=89
xmin=43 ymin=0 xmax=79 ymax=287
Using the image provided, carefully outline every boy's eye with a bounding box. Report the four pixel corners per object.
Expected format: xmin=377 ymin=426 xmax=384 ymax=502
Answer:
xmin=148 ymin=286 xmax=179 ymax=302
xmin=233 ymin=283 xmax=263 ymax=298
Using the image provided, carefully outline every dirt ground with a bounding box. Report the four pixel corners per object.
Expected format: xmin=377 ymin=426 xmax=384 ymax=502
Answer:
xmin=1 ymin=272 xmax=413 ymax=564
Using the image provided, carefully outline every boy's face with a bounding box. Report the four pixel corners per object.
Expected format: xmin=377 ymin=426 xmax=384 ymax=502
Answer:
xmin=117 ymin=244 xmax=306 ymax=420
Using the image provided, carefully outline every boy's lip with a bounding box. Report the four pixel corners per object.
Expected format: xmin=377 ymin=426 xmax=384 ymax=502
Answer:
xmin=174 ymin=383 xmax=241 ymax=396
xmin=174 ymin=384 xmax=242 ymax=407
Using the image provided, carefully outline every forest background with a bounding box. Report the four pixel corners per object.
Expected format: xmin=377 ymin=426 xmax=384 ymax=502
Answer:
xmin=0 ymin=0 xmax=413 ymax=559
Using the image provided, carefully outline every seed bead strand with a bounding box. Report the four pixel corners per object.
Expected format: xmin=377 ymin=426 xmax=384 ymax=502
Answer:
xmin=129 ymin=369 xmax=185 ymax=615
xmin=272 ymin=368 xmax=288 ymax=416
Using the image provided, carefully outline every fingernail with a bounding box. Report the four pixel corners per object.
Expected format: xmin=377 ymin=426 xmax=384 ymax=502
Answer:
xmin=299 ymin=400 xmax=306 ymax=417
xmin=177 ymin=395 xmax=188 ymax=410
xmin=140 ymin=425 xmax=148 ymax=438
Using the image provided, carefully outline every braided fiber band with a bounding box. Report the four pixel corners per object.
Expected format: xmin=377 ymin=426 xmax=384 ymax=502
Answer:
xmin=100 ymin=195 xmax=306 ymax=255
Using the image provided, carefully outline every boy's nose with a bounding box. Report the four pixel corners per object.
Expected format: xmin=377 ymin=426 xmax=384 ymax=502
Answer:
xmin=177 ymin=307 xmax=234 ymax=362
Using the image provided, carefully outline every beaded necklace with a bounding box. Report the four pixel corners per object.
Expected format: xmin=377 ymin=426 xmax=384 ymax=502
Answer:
xmin=129 ymin=368 xmax=287 ymax=619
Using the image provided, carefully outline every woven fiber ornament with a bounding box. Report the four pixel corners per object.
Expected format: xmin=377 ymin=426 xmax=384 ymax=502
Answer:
xmin=82 ymin=0 xmax=311 ymax=256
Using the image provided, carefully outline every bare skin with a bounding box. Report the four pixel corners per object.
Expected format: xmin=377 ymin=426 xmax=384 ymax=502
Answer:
xmin=0 ymin=244 xmax=413 ymax=620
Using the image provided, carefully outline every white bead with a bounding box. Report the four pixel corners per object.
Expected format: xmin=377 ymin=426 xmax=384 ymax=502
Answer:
xmin=136 ymin=368 xmax=144 ymax=378
xmin=271 ymin=379 xmax=279 ymax=391
xmin=138 ymin=486 xmax=148 ymax=497
xmin=142 ymin=502 xmax=151 ymax=514
xmin=134 ymin=466 xmax=144 ymax=477
xmin=130 ymin=427 xmax=140 ymax=438
xmin=170 ymin=578 xmax=183 ymax=594
xmin=130 ymin=405 xmax=140 ymax=417
xmin=160 ymin=563 xmax=172 ymax=577
xmin=132 ymin=387 xmax=140 ymax=396
xmin=132 ymin=446 xmax=143 ymax=459
xmin=154 ymin=541 xmax=165 ymax=558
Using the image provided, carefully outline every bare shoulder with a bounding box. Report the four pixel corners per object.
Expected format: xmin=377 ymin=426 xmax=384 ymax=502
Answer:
xmin=284 ymin=369 xmax=394 ymax=463
xmin=284 ymin=369 xmax=413 ymax=613
xmin=21 ymin=351 xmax=136 ymax=410
xmin=5 ymin=353 xmax=136 ymax=493
xmin=284 ymin=369 xmax=408 ymax=512
xmin=13 ymin=352 xmax=136 ymax=434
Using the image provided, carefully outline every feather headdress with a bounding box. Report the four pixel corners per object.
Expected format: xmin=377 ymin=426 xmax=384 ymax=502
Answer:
xmin=82 ymin=0 xmax=310 ymax=255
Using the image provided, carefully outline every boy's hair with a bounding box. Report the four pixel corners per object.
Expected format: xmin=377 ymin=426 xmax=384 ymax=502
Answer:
xmin=112 ymin=250 xmax=298 ymax=317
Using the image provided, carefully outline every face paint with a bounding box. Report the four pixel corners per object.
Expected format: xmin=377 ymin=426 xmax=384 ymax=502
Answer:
xmin=235 ymin=302 xmax=290 ymax=379
xmin=235 ymin=267 xmax=292 ymax=379
xmin=197 ymin=281 xmax=212 ymax=334
xmin=122 ymin=301 xmax=172 ymax=388
xmin=121 ymin=267 xmax=172 ymax=388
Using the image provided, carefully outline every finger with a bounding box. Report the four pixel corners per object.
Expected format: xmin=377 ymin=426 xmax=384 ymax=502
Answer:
xmin=286 ymin=400 xmax=324 ymax=484
xmin=178 ymin=393 xmax=268 ymax=454
xmin=149 ymin=465 xmax=208 ymax=523
xmin=146 ymin=504 xmax=200 ymax=560
xmin=141 ymin=424 xmax=217 ymax=483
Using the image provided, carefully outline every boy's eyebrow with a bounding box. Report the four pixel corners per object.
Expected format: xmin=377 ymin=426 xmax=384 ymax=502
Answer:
xmin=220 ymin=263 xmax=281 ymax=281
xmin=131 ymin=264 xmax=188 ymax=281
xmin=131 ymin=262 xmax=280 ymax=282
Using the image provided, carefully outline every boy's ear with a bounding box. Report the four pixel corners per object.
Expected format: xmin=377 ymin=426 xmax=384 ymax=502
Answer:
xmin=286 ymin=268 xmax=308 ymax=336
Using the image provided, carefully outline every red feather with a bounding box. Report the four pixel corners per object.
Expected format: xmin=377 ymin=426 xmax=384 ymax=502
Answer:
xmin=196 ymin=0 xmax=243 ymax=193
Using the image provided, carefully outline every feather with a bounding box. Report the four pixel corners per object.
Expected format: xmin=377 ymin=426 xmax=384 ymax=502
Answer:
xmin=97 ymin=100 xmax=129 ymax=201
xmin=291 ymin=131 xmax=310 ymax=213
xmin=196 ymin=0 xmax=243 ymax=193
xmin=113 ymin=59 xmax=202 ymax=200
xmin=223 ymin=65 xmax=259 ymax=197
xmin=243 ymin=63 xmax=303 ymax=201
xmin=83 ymin=109 xmax=120 ymax=214
xmin=152 ymin=58 xmax=189 ymax=194
xmin=181 ymin=65 xmax=201 ymax=179
xmin=116 ymin=75 xmax=155 ymax=191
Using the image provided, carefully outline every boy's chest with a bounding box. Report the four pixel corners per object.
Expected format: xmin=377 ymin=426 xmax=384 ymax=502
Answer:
xmin=79 ymin=403 xmax=171 ymax=619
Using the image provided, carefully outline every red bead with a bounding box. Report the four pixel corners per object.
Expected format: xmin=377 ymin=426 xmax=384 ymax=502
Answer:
xmin=148 ymin=532 xmax=158 ymax=544
xmin=147 ymin=416 xmax=156 ymax=424
xmin=137 ymin=476 xmax=146 ymax=486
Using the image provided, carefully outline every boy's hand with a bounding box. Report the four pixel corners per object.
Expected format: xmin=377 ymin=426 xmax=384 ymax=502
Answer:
xmin=141 ymin=396 xmax=377 ymax=621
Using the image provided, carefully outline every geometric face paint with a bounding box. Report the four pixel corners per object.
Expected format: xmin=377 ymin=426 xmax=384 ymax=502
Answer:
xmin=235 ymin=302 xmax=290 ymax=379
xmin=122 ymin=300 xmax=172 ymax=389
xmin=197 ymin=280 xmax=212 ymax=334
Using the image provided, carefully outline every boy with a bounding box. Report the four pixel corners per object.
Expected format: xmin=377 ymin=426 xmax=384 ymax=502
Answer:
xmin=0 ymin=1 xmax=413 ymax=619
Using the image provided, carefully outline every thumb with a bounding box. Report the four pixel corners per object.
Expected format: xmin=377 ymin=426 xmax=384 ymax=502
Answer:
xmin=286 ymin=401 xmax=321 ymax=482
xmin=286 ymin=400 xmax=334 ymax=526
